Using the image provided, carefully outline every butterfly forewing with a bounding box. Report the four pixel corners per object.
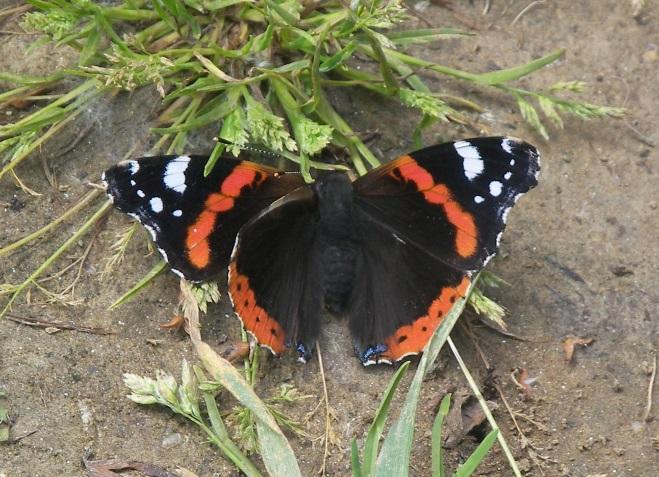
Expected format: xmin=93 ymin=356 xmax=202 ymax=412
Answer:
xmin=102 ymin=155 xmax=305 ymax=281
xmin=353 ymin=136 xmax=539 ymax=272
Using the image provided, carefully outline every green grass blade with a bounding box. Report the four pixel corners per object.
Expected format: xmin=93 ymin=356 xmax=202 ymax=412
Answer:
xmin=0 ymin=189 xmax=101 ymax=258
xmin=320 ymin=40 xmax=357 ymax=73
xmin=453 ymin=429 xmax=498 ymax=477
xmin=362 ymin=361 xmax=410 ymax=475
xmin=351 ymin=439 xmax=363 ymax=477
xmin=196 ymin=341 xmax=302 ymax=477
xmin=363 ymin=28 xmax=399 ymax=94
xmin=373 ymin=284 xmax=472 ymax=477
xmin=109 ymin=259 xmax=168 ymax=309
xmin=476 ymin=49 xmax=565 ymax=85
xmin=385 ymin=28 xmax=473 ymax=46
xmin=446 ymin=337 xmax=522 ymax=476
xmin=432 ymin=394 xmax=451 ymax=477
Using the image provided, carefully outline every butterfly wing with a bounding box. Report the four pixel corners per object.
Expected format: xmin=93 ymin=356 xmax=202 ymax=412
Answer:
xmin=353 ymin=137 xmax=539 ymax=271
xmin=102 ymin=155 xmax=305 ymax=281
xmin=228 ymin=187 xmax=322 ymax=361
xmin=349 ymin=137 xmax=539 ymax=364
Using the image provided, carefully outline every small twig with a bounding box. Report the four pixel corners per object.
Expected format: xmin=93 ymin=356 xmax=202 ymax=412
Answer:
xmin=316 ymin=345 xmax=331 ymax=477
xmin=9 ymin=429 xmax=38 ymax=443
xmin=9 ymin=169 xmax=41 ymax=196
xmin=0 ymin=4 xmax=30 ymax=20
xmin=5 ymin=313 xmax=114 ymax=335
xmin=642 ymin=354 xmax=657 ymax=422
xmin=510 ymin=1 xmax=545 ymax=26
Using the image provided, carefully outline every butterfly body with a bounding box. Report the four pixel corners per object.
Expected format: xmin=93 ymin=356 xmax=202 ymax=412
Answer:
xmin=103 ymin=137 xmax=540 ymax=365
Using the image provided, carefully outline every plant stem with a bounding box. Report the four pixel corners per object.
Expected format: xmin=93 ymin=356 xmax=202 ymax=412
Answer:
xmin=446 ymin=336 xmax=522 ymax=477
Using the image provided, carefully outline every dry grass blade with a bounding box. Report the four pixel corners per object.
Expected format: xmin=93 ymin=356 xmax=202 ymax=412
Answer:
xmin=5 ymin=313 xmax=114 ymax=335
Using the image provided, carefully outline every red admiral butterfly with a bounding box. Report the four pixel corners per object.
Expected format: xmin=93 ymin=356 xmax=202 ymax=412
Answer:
xmin=102 ymin=137 xmax=539 ymax=365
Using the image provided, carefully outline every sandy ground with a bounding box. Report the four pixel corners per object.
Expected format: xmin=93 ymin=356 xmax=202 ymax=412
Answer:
xmin=1 ymin=1 xmax=657 ymax=476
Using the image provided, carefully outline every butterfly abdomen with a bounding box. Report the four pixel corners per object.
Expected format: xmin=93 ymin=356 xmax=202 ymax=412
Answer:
xmin=320 ymin=238 xmax=358 ymax=314
xmin=313 ymin=172 xmax=359 ymax=315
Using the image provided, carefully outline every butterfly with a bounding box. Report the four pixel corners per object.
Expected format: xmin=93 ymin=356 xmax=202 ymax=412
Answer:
xmin=102 ymin=137 xmax=539 ymax=365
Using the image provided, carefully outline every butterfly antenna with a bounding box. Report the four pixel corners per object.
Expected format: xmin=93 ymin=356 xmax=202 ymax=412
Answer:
xmin=216 ymin=138 xmax=305 ymax=175
xmin=217 ymin=138 xmax=281 ymax=160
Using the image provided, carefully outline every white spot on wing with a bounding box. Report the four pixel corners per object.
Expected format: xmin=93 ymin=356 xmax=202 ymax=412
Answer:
xmin=130 ymin=179 xmax=136 ymax=186
xmin=136 ymin=190 xmax=145 ymax=198
xmin=504 ymin=172 xmax=512 ymax=180
xmin=172 ymin=209 xmax=183 ymax=217
xmin=502 ymin=137 xmax=515 ymax=154
xmin=164 ymin=156 xmax=190 ymax=194
xmin=128 ymin=161 xmax=140 ymax=175
xmin=454 ymin=141 xmax=483 ymax=181
xmin=474 ymin=195 xmax=485 ymax=204
xmin=510 ymin=159 xmax=515 ymax=166
xmin=150 ymin=197 xmax=163 ymax=213
xmin=489 ymin=181 xmax=503 ymax=197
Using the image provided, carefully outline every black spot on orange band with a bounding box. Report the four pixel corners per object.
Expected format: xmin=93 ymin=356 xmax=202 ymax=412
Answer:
xmin=228 ymin=261 xmax=286 ymax=354
xmin=380 ymin=276 xmax=470 ymax=362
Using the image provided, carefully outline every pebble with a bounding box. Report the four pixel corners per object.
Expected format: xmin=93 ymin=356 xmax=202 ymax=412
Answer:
xmin=162 ymin=432 xmax=182 ymax=448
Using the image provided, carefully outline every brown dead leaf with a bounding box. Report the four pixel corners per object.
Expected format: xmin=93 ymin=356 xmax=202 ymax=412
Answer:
xmin=160 ymin=314 xmax=185 ymax=330
xmin=562 ymin=336 xmax=595 ymax=363
xmin=442 ymin=388 xmax=498 ymax=448
xmin=511 ymin=367 xmax=537 ymax=399
xmin=219 ymin=341 xmax=250 ymax=363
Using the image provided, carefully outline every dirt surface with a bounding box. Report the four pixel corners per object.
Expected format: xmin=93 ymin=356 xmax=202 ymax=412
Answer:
xmin=1 ymin=1 xmax=657 ymax=476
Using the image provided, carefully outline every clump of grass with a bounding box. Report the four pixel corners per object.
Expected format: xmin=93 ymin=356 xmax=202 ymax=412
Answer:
xmin=125 ymin=360 xmax=266 ymax=476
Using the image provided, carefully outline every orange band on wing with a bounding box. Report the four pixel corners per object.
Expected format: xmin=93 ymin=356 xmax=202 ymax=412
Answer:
xmin=393 ymin=160 xmax=478 ymax=258
xmin=228 ymin=261 xmax=286 ymax=354
xmin=185 ymin=165 xmax=266 ymax=269
xmin=380 ymin=276 xmax=470 ymax=362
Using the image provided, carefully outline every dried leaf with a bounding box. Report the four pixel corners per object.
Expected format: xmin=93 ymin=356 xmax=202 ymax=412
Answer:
xmin=160 ymin=314 xmax=185 ymax=330
xmin=219 ymin=341 xmax=250 ymax=363
xmin=442 ymin=388 xmax=498 ymax=448
xmin=563 ymin=336 xmax=595 ymax=363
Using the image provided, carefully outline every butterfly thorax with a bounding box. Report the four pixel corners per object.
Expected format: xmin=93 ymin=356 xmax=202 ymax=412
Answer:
xmin=313 ymin=172 xmax=358 ymax=314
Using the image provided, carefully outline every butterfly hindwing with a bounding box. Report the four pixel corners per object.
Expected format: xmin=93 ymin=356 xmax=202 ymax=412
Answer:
xmin=353 ymin=137 xmax=540 ymax=272
xmin=229 ymin=187 xmax=322 ymax=361
xmin=102 ymin=155 xmax=305 ymax=281
xmin=348 ymin=207 xmax=471 ymax=364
